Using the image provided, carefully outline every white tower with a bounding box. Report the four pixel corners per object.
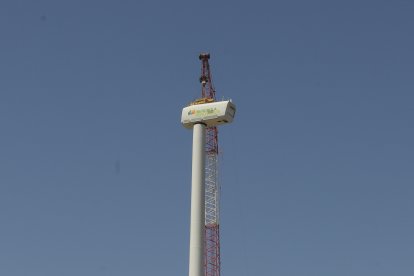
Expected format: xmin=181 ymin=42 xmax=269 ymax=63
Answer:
xmin=182 ymin=100 xmax=236 ymax=276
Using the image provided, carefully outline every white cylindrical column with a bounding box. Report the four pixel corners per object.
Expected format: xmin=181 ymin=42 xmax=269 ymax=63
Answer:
xmin=189 ymin=123 xmax=206 ymax=276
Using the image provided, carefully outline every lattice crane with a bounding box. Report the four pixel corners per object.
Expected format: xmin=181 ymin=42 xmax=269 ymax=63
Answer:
xmin=199 ymin=53 xmax=221 ymax=276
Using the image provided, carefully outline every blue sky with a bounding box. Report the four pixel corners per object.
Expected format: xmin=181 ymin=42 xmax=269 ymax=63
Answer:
xmin=1 ymin=0 xmax=413 ymax=275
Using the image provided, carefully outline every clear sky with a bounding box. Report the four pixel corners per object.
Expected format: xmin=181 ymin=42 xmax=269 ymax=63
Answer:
xmin=1 ymin=0 xmax=413 ymax=275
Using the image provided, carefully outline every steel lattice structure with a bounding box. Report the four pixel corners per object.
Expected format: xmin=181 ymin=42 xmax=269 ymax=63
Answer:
xmin=199 ymin=53 xmax=221 ymax=276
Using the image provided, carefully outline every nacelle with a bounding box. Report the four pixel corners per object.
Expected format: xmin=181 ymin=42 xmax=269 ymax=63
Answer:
xmin=181 ymin=100 xmax=236 ymax=129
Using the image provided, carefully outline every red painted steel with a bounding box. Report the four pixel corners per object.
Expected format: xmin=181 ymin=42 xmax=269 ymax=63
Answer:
xmin=205 ymin=225 xmax=221 ymax=276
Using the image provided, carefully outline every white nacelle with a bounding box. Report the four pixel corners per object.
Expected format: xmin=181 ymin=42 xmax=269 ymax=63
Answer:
xmin=181 ymin=100 xmax=236 ymax=129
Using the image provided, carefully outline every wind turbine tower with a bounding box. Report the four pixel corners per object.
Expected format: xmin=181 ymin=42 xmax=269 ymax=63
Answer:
xmin=181 ymin=53 xmax=236 ymax=276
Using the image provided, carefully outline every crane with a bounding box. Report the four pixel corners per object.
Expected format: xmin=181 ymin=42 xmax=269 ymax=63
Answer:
xmin=199 ymin=53 xmax=221 ymax=276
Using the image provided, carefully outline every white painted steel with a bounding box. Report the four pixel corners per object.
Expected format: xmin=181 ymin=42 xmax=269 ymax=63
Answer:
xmin=181 ymin=101 xmax=236 ymax=129
xmin=189 ymin=123 xmax=206 ymax=276
xmin=205 ymin=152 xmax=219 ymax=225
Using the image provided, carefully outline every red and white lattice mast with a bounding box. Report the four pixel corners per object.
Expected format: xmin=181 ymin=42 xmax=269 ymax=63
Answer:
xmin=199 ymin=53 xmax=221 ymax=276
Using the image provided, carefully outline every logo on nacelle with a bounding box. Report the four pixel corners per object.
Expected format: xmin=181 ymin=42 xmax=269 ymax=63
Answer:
xmin=188 ymin=108 xmax=218 ymax=116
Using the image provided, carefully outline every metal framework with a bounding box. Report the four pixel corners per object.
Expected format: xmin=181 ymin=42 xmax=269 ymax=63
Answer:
xmin=199 ymin=53 xmax=221 ymax=276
